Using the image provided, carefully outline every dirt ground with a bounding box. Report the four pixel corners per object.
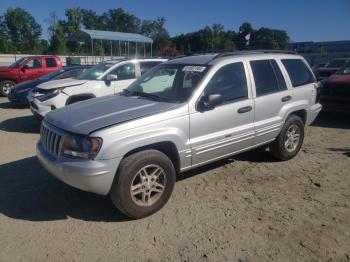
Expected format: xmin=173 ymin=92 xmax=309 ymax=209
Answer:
xmin=0 ymin=96 xmax=349 ymax=262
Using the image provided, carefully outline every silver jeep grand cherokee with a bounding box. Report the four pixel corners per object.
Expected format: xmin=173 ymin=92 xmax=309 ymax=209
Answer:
xmin=37 ymin=51 xmax=322 ymax=218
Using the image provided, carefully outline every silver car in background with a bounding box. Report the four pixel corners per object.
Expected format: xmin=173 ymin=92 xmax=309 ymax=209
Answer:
xmin=37 ymin=51 xmax=322 ymax=218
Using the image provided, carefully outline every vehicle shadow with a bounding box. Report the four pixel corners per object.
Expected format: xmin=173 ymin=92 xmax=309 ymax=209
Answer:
xmin=0 ymin=100 xmax=26 ymax=109
xmin=0 ymin=115 xmax=41 ymax=134
xmin=327 ymin=148 xmax=350 ymax=157
xmin=0 ymin=157 xmax=129 ymax=222
xmin=312 ymin=112 xmax=350 ymax=129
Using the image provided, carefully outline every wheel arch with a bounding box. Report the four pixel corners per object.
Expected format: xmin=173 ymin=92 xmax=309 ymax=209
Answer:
xmin=123 ymin=141 xmax=181 ymax=173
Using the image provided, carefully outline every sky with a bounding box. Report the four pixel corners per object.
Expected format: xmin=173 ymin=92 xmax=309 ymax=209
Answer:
xmin=0 ymin=0 xmax=349 ymax=42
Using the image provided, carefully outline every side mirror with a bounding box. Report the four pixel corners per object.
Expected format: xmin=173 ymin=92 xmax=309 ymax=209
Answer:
xmin=21 ymin=65 xmax=28 ymax=72
xmin=198 ymin=93 xmax=223 ymax=111
xmin=106 ymin=74 xmax=118 ymax=81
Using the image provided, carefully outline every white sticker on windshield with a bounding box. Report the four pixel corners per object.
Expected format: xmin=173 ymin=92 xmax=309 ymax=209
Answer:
xmin=182 ymin=66 xmax=206 ymax=72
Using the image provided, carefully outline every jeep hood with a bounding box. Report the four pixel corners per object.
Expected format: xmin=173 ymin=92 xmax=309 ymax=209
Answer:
xmin=45 ymin=95 xmax=180 ymax=135
xmin=37 ymin=78 xmax=88 ymax=90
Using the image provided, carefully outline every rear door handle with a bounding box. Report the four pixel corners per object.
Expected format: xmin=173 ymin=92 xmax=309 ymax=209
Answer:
xmin=237 ymin=106 xmax=252 ymax=114
xmin=281 ymin=95 xmax=292 ymax=102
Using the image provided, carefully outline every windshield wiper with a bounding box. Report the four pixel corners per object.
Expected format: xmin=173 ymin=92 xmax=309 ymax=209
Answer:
xmin=121 ymin=89 xmax=165 ymax=102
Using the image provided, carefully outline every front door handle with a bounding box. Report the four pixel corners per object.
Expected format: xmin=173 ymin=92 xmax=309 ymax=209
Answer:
xmin=237 ymin=106 xmax=252 ymax=114
xmin=281 ymin=95 xmax=292 ymax=102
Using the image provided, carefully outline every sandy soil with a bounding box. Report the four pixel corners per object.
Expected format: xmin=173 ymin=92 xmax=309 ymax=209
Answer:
xmin=0 ymin=97 xmax=349 ymax=262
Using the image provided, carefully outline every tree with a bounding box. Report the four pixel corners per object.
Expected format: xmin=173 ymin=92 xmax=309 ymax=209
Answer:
xmin=141 ymin=17 xmax=171 ymax=53
xmin=64 ymin=8 xmax=84 ymax=53
xmin=49 ymin=24 xmax=67 ymax=54
xmin=102 ymin=8 xmax=141 ymax=33
xmin=3 ymin=8 xmax=42 ymax=53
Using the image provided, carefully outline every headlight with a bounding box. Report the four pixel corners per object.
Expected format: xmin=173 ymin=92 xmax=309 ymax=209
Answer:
xmin=37 ymin=88 xmax=63 ymax=102
xmin=62 ymin=135 xmax=103 ymax=159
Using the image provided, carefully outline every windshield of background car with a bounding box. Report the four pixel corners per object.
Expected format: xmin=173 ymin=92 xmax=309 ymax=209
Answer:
xmin=38 ymin=69 xmax=64 ymax=81
xmin=77 ymin=63 xmax=114 ymax=80
xmin=124 ymin=64 xmax=210 ymax=103
xmin=9 ymin=57 xmax=26 ymax=68
xmin=325 ymin=59 xmax=348 ymax=68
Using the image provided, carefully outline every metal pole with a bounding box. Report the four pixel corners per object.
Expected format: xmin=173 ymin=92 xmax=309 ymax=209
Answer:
xmin=127 ymin=42 xmax=130 ymax=57
xmin=125 ymin=42 xmax=127 ymax=57
xmin=144 ymin=43 xmax=146 ymax=57
xmin=151 ymin=43 xmax=153 ymax=57
xmin=91 ymin=39 xmax=94 ymax=64
xmin=100 ymin=40 xmax=103 ymax=62
xmin=119 ymin=41 xmax=121 ymax=57
xmin=110 ymin=40 xmax=112 ymax=59
xmin=136 ymin=42 xmax=138 ymax=57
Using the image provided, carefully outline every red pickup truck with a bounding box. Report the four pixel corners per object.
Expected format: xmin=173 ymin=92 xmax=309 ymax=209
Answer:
xmin=0 ymin=55 xmax=62 ymax=96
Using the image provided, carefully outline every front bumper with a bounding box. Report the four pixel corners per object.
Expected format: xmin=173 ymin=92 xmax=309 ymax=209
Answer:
xmin=37 ymin=142 xmax=121 ymax=195
xmin=307 ymin=103 xmax=322 ymax=125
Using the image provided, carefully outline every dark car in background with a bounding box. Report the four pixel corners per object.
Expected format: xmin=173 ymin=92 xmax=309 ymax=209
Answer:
xmin=8 ymin=65 xmax=91 ymax=106
xmin=320 ymin=62 xmax=350 ymax=113
xmin=314 ymin=58 xmax=349 ymax=80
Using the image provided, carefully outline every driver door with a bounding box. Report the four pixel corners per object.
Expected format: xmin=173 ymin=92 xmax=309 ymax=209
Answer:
xmin=108 ymin=63 xmax=138 ymax=94
xmin=20 ymin=57 xmax=44 ymax=81
xmin=190 ymin=62 xmax=255 ymax=166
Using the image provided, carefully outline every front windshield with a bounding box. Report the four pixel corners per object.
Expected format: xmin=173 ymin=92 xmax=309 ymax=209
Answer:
xmin=77 ymin=62 xmax=114 ymax=80
xmin=9 ymin=57 xmax=26 ymax=68
xmin=38 ymin=69 xmax=64 ymax=81
xmin=325 ymin=59 xmax=348 ymax=68
xmin=124 ymin=64 xmax=210 ymax=103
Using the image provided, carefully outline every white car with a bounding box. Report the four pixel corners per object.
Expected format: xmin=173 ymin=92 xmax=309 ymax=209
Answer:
xmin=29 ymin=58 xmax=166 ymax=118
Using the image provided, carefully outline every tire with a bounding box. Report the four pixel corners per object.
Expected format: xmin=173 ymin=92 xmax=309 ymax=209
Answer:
xmin=0 ymin=80 xmax=16 ymax=96
xmin=270 ymin=115 xmax=305 ymax=161
xmin=110 ymin=149 xmax=176 ymax=219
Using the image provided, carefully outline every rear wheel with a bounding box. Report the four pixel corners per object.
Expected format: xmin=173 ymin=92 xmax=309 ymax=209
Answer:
xmin=0 ymin=80 xmax=15 ymax=96
xmin=110 ymin=150 xmax=176 ymax=219
xmin=270 ymin=115 xmax=305 ymax=161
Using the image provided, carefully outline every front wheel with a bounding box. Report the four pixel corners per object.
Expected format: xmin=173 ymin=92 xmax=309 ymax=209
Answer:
xmin=270 ymin=115 xmax=305 ymax=161
xmin=0 ymin=80 xmax=16 ymax=96
xmin=110 ymin=150 xmax=176 ymax=219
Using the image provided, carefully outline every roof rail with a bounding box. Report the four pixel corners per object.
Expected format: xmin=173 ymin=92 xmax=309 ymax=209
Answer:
xmin=204 ymin=49 xmax=297 ymax=64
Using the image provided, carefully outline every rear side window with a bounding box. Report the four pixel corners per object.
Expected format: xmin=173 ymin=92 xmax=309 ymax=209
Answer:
xmin=205 ymin=62 xmax=248 ymax=103
xmin=140 ymin=62 xmax=161 ymax=75
xmin=45 ymin=58 xmax=57 ymax=68
xmin=282 ymin=59 xmax=315 ymax=87
xmin=250 ymin=60 xmax=279 ymax=96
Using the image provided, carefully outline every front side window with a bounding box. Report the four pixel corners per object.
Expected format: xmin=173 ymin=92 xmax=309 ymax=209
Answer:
xmin=111 ymin=63 xmax=135 ymax=80
xmin=124 ymin=64 xmax=210 ymax=103
xmin=45 ymin=58 xmax=57 ymax=68
xmin=250 ymin=60 xmax=279 ymax=96
xmin=26 ymin=58 xmax=42 ymax=69
xmin=282 ymin=59 xmax=315 ymax=87
xmin=77 ymin=63 xmax=114 ymax=80
xmin=205 ymin=62 xmax=248 ymax=103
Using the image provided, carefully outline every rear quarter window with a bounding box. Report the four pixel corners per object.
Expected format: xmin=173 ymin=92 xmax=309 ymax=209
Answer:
xmin=281 ymin=59 xmax=315 ymax=87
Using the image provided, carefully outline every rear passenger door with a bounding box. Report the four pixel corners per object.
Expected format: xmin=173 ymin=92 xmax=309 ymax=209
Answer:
xmin=249 ymin=59 xmax=292 ymax=145
xmin=280 ymin=59 xmax=317 ymax=110
xmin=190 ymin=62 xmax=255 ymax=166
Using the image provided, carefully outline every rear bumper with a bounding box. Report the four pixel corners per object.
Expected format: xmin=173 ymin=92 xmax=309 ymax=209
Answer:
xmin=37 ymin=142 xmax=121 ymax=195
xmin=307 ymin=103 xmax=322 ymax=125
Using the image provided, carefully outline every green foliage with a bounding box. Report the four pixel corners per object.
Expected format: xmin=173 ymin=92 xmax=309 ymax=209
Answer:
xmin=49 ymin=24 xmax=67 ymax=55
xmin=2 ymin=7 xmax=42 ymax=53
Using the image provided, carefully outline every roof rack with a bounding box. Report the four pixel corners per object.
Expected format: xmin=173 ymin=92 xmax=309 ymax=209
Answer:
xmin=205 ymin=50 xmax=297 ymax=64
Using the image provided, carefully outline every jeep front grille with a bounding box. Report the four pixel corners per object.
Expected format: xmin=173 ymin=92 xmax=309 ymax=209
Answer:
xmin=40 ymin=124 xmax=62 ymax=157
